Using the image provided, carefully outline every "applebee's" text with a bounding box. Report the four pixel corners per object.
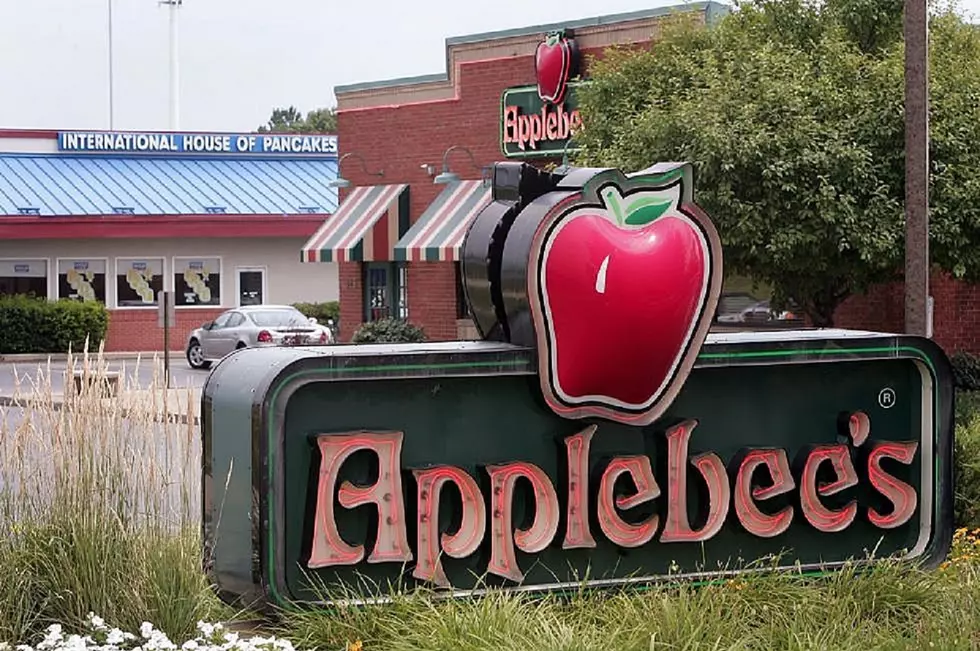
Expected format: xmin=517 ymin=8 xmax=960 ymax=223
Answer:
xmin=306 ymin=413 xmax=919 ymax=588
xmin=502 ymin=103 xmax=582 ymax=152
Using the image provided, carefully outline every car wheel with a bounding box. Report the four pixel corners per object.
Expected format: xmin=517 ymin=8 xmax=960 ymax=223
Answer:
xmin=236 ymin=342 xmax=247 ymax=350
xmin=186 ymin=339 xmax=211 ymax=370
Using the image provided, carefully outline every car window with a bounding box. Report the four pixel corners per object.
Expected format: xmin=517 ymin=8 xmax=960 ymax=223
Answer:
xmin=212 ymin=312 xmax=232 ymax=329
xmin=248 ymin=309 xmax=308 ymax=327
xmin=226 ymin=312 xmax=245 ymax=328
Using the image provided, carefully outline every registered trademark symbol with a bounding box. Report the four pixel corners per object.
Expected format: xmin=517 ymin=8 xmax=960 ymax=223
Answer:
xmin=878 ymin=388 xmax=897 ymax=409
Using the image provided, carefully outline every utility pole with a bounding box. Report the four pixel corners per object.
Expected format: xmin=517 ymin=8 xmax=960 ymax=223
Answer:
xmin=107 ymin=0 xmax=115 ymax=129
xmin=904 ymin=0 xmax=930 ymax=336
xmin=160 ymin=0 xmax=182 ymax=130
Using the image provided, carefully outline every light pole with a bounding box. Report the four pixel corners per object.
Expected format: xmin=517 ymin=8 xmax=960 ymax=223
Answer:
xmin=160 ymin=0 xmax=182 ymax=130
xmin=904 ymin=0 xmax=930 ymax=336
xmin=107 ymin=0 xmax=114 ymax=129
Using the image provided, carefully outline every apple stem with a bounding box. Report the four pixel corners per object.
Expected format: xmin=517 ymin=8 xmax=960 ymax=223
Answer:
xmin=602 ymin=187 xmax=626 ymax=227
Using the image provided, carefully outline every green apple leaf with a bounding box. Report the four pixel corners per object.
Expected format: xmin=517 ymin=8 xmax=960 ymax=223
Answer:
xmin=623 ymin=197 xmax=673 ymax=226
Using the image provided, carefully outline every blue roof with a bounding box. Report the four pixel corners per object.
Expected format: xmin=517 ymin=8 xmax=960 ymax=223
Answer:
xmin=0 ymin=154 xmax=339 ymax=216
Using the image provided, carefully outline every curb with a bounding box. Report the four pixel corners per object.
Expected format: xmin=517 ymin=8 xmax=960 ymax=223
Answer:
xmin=0 ymin=352 xmax=182 ymax=363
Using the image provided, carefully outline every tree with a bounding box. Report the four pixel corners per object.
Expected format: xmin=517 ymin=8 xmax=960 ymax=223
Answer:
xmin=257 ymin=106 xmax=337 ymax=133
xmin=574 ymin=0 xmax=980 ymax=326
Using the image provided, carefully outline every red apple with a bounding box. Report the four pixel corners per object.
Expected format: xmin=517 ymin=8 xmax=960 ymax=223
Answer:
xmin=535 ymin=31 xmax=572 ymax=105
xmin=527 ymin=170 xmax=722 ymax=427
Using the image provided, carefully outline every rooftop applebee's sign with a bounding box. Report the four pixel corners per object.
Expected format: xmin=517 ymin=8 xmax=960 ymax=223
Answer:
xmin=202 ymin=161 xmax=953 ymax=610
xmin=501 ymin=29 xmax=583 ymax=158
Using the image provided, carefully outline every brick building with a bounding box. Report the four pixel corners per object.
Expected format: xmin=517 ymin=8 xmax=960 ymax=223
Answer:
xmin=0 ymin=129 xmax=340 ymax=352
xmin=301 ymin=2 xmax=730 ymax=342
xmin=300 ymin=0 xmax=979 ymax=355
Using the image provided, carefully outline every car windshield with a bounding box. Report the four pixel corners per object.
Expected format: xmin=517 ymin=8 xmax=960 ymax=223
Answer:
xmin=248 ymin=310 xmax=308 ymax=327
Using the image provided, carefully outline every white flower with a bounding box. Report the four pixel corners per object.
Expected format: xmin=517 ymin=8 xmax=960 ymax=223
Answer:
xmin=87 ymin=614 xmax=106 ymax=631
xmin=106 ymin=629 xmax=127 ymax=646
xmin=140 ymin=623 xmax=155 ymax=640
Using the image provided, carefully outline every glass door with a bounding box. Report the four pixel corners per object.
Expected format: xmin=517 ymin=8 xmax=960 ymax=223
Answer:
xmin=237 ymin=268 xmax=266 ymax=306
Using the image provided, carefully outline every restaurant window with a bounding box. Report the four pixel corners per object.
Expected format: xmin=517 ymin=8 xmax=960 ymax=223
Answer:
xmin=0 ymin=259 xmax=48 ymax=298
xmin=174 ymin=257 xmax=221 ymax=307
xmin=57 ymin=259 xmax=107 ymax=303
xmin=454 ymin=262 xmax=470 ymax=319
xmin=116 ymin=258 xmax=163 ymax=308
xmin=363 ymin=262 xmax=407 ymax=322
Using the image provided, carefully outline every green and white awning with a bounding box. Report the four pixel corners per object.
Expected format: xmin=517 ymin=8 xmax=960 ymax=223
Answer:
xmin=393 ymin=180 xmax=491 ymax=262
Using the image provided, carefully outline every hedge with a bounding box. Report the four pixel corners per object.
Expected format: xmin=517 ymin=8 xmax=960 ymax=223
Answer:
xmin=952 ymin=351 xmax=980 ymax=392
xmin=292 ymin=301 xmax=339 ymax=325
xmin=0 ymin=296 xmax=109 ymax=354
xmin=352 ymin=318 xmax=426 ymax=344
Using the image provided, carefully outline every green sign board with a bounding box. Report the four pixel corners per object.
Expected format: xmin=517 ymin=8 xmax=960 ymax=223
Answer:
xmin=501 ymin=29 xmax=584 ymax=159
xmin=500 ymin=83 xmax=583 ymax=159
xmin=202 ymin=334 xmax=953 ymax=609
xmin=203 ymin=160 xmax=953 ymax=611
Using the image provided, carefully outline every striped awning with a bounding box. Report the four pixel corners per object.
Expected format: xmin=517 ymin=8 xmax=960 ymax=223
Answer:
xmin=301 ymin=184 xmax=409 ymax=263
xmin=393 ymin=180 xmax=491 ymax=262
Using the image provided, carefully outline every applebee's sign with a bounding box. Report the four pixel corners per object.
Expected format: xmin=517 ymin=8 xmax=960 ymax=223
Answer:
xmin=501 ymin=29 xmax=583 ymax=157
xmin=307 ymin=413 xmax=921 ymax=588
xmin=202 ymin=161 xmax=953 ymax=610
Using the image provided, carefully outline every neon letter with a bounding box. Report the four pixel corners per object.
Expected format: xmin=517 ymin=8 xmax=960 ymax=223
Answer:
xmin=660 ymin=420 xmax=731 ymax=543
xmin=866 ymin=441 xmax=919 ymax=529
xmin=308 ymin=431 xmax=412 ymax=568
xmin=597 ymin=455 xmax=661 ymax=548
xmin=412 ymin=466 xmax=486 ymax=588
xmin=562 ymin=425 xmax=597 ymax=549
xmin=485 ymin=462 xmax=560 ymax=583
xmin=732 ymin=449 xmax=795 ymax=538
xmin=798 ymin=444 xmax=859 ymax=533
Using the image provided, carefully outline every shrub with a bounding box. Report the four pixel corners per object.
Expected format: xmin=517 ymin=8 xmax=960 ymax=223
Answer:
xmin=292 ymin=301 xmax=339 ymax=325
xmin=955 ymin=392 xmax=980 ymax=529
xmin=0 ymin=296 xmax=109 ymax=354
xmin=351 ymin=318 xmax=426 ymax=344
xmin=952 ymin=351 xmax=980 ymax=391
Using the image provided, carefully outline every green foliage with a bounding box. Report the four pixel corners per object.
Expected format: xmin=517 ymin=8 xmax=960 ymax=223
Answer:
xmin=955 ymin=391 xmax=980 ymax=528
xmin=351 ymin=318 xmax=427 ymax=344
xmin=257 ymin=106 xmax=337 ymax=133
xmin=0 ymin=296 xmax=109 ymax=354
xmin=952 ymin=352 xmax=980 ymax=391
xmin=292 ymin=301 xmax=340 ymax=325
xmin=575 ymin=0 xmax=980 ymax=326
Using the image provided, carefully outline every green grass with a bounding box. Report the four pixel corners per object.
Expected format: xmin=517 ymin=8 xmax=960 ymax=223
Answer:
xmin=3 ymin=353 xmax=980 ymax=650
xmin=280 ymin=558 xmax=980 ymax=651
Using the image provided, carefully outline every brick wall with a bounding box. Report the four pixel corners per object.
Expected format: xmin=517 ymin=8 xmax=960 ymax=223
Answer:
xmin=835 ymin=271 xmax=980 ymax=355
xmin=338 ymin=262 xmax=364 ymax=342
xmin=104 ymin=307 xmax=225 ymax=352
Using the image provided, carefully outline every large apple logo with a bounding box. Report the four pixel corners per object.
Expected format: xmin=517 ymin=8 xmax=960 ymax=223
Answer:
xmin=526 ymin=166 xmax=723 ymax=427
xmin=535 ymin=30 xmax=578 ymax=105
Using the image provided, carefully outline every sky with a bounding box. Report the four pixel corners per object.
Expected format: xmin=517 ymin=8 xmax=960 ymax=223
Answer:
xmin=0 ymin=0 xmax=978 ymax=134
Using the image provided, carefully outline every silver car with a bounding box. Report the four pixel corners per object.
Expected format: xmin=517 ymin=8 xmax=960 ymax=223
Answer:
xmin=185 ymin=305 xmax=334 ymax=370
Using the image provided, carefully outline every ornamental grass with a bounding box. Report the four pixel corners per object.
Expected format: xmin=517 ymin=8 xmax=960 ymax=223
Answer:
xmin=0 ymin=349 xmax=225 ymax=644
